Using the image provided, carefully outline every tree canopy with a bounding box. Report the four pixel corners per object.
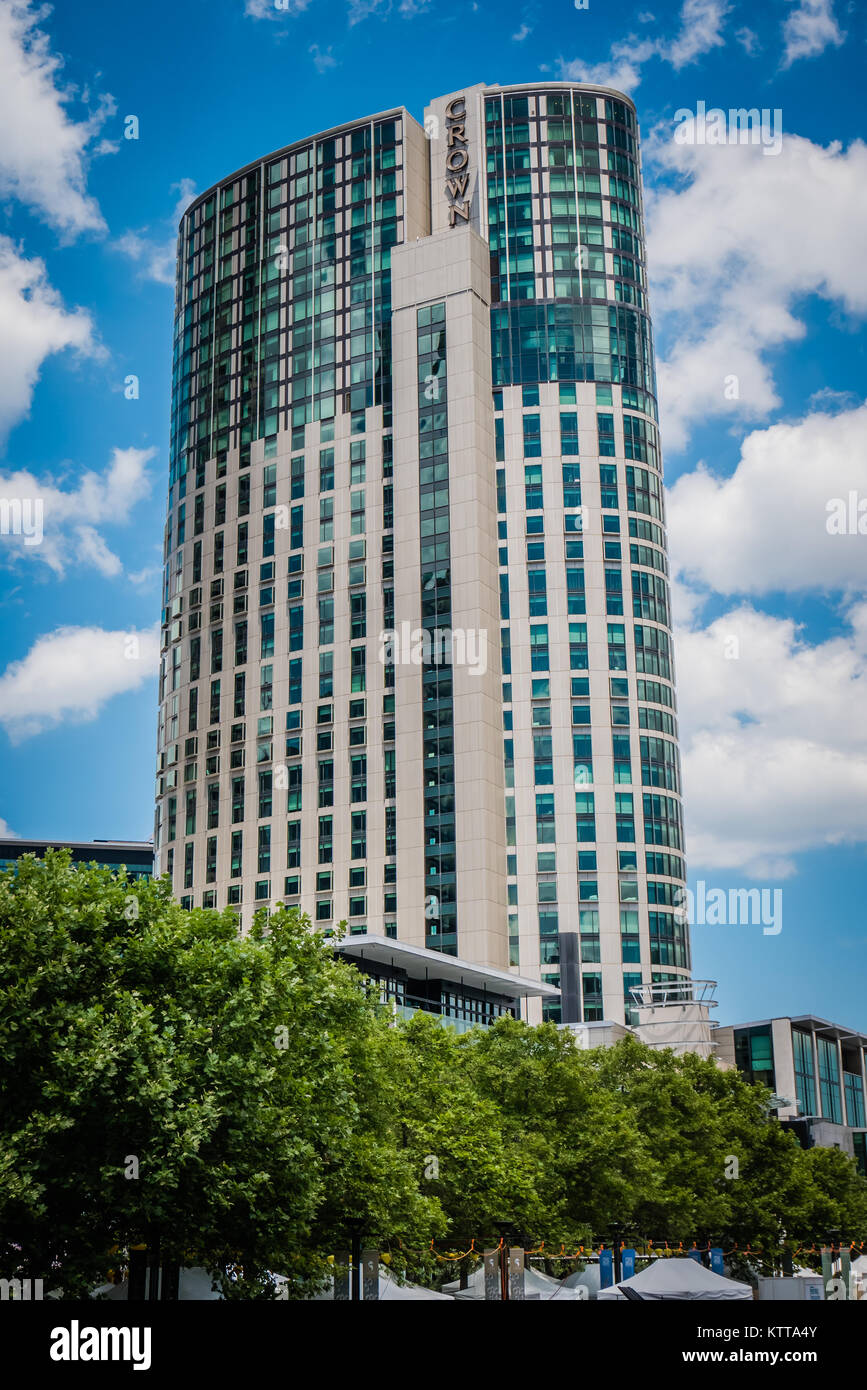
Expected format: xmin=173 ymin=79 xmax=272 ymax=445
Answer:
xmin=1 ymin=851 xmax=864 ymax=1295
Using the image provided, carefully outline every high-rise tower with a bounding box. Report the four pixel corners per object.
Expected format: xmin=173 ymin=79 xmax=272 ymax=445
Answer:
xmin=155 ymin=83 xmax=689 ymax=1026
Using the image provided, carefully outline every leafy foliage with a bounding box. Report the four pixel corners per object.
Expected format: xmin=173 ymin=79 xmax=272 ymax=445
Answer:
xmin=1 ymin=852 xmax=865 ymax=1295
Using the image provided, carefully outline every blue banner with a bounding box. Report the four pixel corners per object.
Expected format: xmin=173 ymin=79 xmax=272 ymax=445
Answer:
xmin=710 ymin=1248 xmax=724 ymax=1276
xmin=599 ymin=1248 xmax=614 ymax=1289
xmin=687 ymin=1248 xmax=702 ymax=1264
xmin=621 ymin=1248 xmax=636 ymax=1280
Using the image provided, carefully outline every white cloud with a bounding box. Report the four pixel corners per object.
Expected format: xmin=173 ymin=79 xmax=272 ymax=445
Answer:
xmin=0 ymin=445 xmax=154 ymax=576
xmin=807 ymin=386 xmax=858 ymax=412
xmin=512 ymin=24 xmax=531 ymax=42
xmin=0 ymin=817 xmax=19 ymax=838
xmin=558 ymin=53 xmax=648 ymax=95
xmin=0 ymin=624 xmax=160 ymax=741
xmin=735 ymin=25 xmax=759 ymax=54
xmin=309 ymin=44 xmax=337 ymax=72
xmin=676 ymin=604 xmax=867 ymax=876
xmin=245 ymin=0 xmax=312 ymax=18
xmin=113 ymin=179 xmax=196 ymax=287
xmin=557 ymin=0 xmax=729 ymax=93
xmin=0 ymin=0 xmax=113 ymax=236
xmin=782 ymin=0 xmax=844 ymax=67
xmin=0 ymin=237 xmax=98 ymax=440
xmin=663 ymin=0 xmax=730 ymax=67
xmin=646 ymin=133 xmax=867 ymax=450
xmin=113 ymin=230 xmax=175 ymax=287
xmin=346 ymin=0 xmax=429 ymax=19
xmin=74 ymin=525 xmax=122 ymax=577
xmin=128 ymin=564 xmax=160 ymax=588
xmin=666 ymin=403 xmax=867 ymax=596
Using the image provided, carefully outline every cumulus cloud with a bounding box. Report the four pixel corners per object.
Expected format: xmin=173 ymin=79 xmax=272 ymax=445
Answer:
xmin=0 ymin=0 xmax=113 ymax=236
xmin=0 ymin=624 xmax=160 ymax=741
xmin=646 ymin=133 xmax=867 ymax=451
xmin=781 ymin=0 xmax=844 ymax=67
xmin=557 ymin=0 xmax=730 ymax=93
xmin=0 ymin=817 xmax=19 ymax=837
xmin=664 ymin=0 xmax=730 ymax=66
xmin=558 ymin=53 xmax=648 ymax=95
xmin=0 ymin=445 xmax=154 ymax=576
xmin=0 ymin=237 xmax=98 ymax=440
xmin=676 ymin=604 xmax=867 ymax=877
xmin=666 ymin=403 xmax=867 ymax=596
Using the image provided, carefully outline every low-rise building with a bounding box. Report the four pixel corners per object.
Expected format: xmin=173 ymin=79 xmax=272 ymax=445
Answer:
xmin=714 ymin=1015 xmax=867 ymax=1174
xmin=334 ymin=932 xmax=557 ymax=1030
xmin=0 ymin=838 xmax=154 ymax=880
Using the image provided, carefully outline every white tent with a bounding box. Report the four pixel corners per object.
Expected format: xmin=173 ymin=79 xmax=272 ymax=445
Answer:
xmin=597 ymin=1257 xmax=753 ymax=1301
xmin=93 ymin=1266 xmax=450 ymax=1302
xmin=309 ymin=1269 xmax=453 ymax=1301
xmin=442 ymin=1263 xmax=584 ymax=1301
xmin=564 ymin=1264 xmax=601 ymax=1299
xmin=91 ymin=1267 xmax=224 ymax=1301
xmin=377 ymin=1270 xmax=453 ymax=1301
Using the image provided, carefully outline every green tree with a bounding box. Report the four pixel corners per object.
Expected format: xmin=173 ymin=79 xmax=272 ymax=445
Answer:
xmin=461 ymin=1019 xmax=653 ymax=1244
xmin=0 ymin=852 xmax=433 ymax=1296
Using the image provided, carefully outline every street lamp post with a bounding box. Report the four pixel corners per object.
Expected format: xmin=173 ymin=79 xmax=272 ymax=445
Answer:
xmin=610 ymin=1224 xmax=623 ymax=1285
xmin=346 ymin=1218 xmax=365 ymax=1303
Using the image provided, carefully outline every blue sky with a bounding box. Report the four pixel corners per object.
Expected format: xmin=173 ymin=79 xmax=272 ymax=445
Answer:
xmin=0 ymin=0 xmax=864 ymax=1028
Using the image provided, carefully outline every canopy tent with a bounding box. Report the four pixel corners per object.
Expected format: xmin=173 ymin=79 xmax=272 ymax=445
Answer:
xmin=92 ymin=1273 xmax=223 ymax=1301
xmin=597 ymin=1257 xmax=753 ymax=1301
xmin=564 ymin=1264 xmax=601 ymax=1299
xmin=91 ymin=1267 xmax=222 ymax=1301
xmin=442 ymin=1263 xmax=584 ymax=1301
xmin=93 ymin=1266 xmax=451 ymax=1301
xmin=309 ymin=1269 xmax=453 ymax=1301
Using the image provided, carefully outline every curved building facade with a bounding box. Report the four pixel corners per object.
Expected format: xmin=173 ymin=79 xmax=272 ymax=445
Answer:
xmin=155 ymin=82 xmax=689 ymax=1025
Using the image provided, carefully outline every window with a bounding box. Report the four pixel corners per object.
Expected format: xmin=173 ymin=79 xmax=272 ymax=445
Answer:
xmin=620 ymin=908 xmax=640 ymax=963
xmin=350 ymin=645 xmax=366 ymax=692
xmin=844 ymin=1069 xmax=865 ymax=1129
xmin=528 ymin=569 xmax=547 ymax=617
xmin=318 ymin=816 xmax=333 ymax=864
xmin=530 ymin=624 xmax=549 ymax=672
xmin=522 ymin=413 xmax=541 ymax=457
xmin=524 ymin=464 xmax=543 ymax=510
xmin=576 ymin=791 xmax=596 ymax=843
xmin=351 ymin=810 xmax=367 ymax=860
xmin=535 ymin=792 xmax=555 ymax=844
xmin=597 ymin=413 xmax=615 ymax=456
xmin=230 ymin=831 xmax=243 ymax=878
xmin=560 ymin=412 xmax=579 ymax=456
xmin=569 ymin=623 xmax=588 ymax=670
xmin=320 ymin=448 xmax=334 ymax=492
xmin=287 ymin=819 xmax=301 ymax=868
xmin=608 ymin=623 xmax=627 ymax=671
xmin=817 ymin=1036 xmax=842 ymax=1123
xmin=582 ymin=972 xmax=603 ymax=1022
